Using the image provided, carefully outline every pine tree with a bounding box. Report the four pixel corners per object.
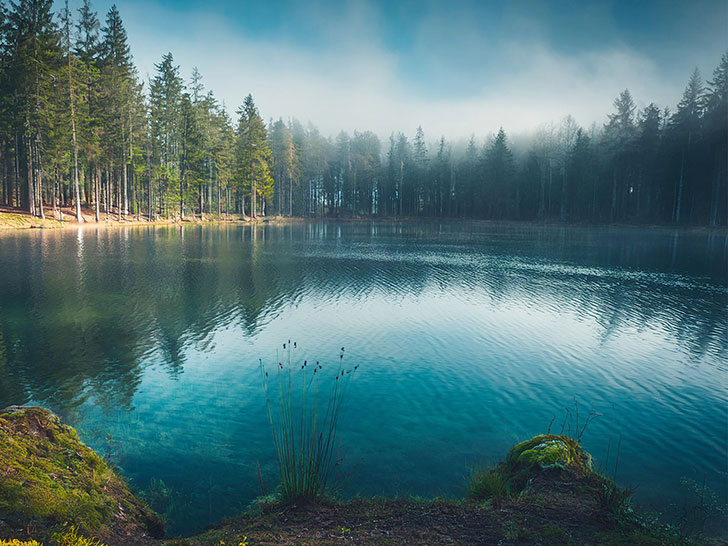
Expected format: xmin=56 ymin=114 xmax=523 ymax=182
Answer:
xmin=74 ymin=0 xmax=101 ymax=220
xmin=179 ymin=92 xmax=204 ymax=218
xmin=99 ymin=4 xmax=133 ymax=218
xmin=6 ymin=0 xmax=62 ymax=216
xmin=484 ymin=128 xmax=515 ymax=218
xmin=603 ymin=89 xmax=637 ymax=221
xmin=61 ymin=0 xmax=82 ymax=221
xmin=635 ymin=103 xmax=662 ymax=219
xmin=705 ymin=54 xmax=728 ymax=226
xmin=150 ymin=52 xmax=182 ymax=217
xmin=670 ymin=69 xmax=704 ymax=223
xmin=412 ymin=125 xmax=428 ymax=214
xmin=235 ymin=94 xmax=272 ymax=218
xmin=270 ymin=119 xmax=297 ymax=216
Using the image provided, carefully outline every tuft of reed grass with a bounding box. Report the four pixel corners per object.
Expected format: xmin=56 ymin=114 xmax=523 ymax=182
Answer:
xmin=467 ymin=466 xmax=510 ymax=506
xmin=260 ymin=343 xmax=358 ymax=504
xmin=594 ymin=474 xmax=632 ymax=515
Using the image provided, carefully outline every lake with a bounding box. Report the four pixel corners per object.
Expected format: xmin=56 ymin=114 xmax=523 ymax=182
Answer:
xmin=0 ymin=221 xmax=725 ymax=536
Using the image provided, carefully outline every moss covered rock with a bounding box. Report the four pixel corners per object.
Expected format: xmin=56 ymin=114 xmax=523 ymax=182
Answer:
xmin=0 ymin=406 xmax=163 ymax=545
xmin=506 ymin=434 xmax=593 ymax=475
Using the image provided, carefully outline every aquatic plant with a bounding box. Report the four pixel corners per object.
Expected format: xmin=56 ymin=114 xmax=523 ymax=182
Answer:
xmin=674 ymin=476 xmax=728 ymax=538
xmin=260 ymin=342 xmax=358 ymax=504
xmin=141 ymin=477 xmax=175 ymax=522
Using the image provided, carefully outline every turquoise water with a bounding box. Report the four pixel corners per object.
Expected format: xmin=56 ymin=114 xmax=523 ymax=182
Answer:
xmin=0 ymin=222 xmax=726 ymax=536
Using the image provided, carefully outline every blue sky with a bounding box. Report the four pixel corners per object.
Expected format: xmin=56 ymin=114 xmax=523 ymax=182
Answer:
xmin=69 ymin=0 xmax=728 ymax=139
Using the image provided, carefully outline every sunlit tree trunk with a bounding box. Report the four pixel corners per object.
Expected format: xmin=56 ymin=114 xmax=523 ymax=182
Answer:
xmin=94 ymin=167 xmax=100 ymax=222
xmin=121 ymin=124 xmax=128 ymax=218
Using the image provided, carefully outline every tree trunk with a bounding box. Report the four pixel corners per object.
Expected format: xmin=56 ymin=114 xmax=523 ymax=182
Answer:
xmin=709 ymin=149 xmax=721 ymax=227
xmin=94 ymin=167 xmax=100 ymax=222
xmin=216 ymin=177 xmax=221 ymax=217
xmin=147 ymin=149 xmax=153 ymax=221
xmin=27 ymin=136 xmax=35 ymax=217
xmin=675 ymin=146 xmax=685 ymax=224
xmin=36 ymin=141 xmax=44 ymax=220
xmin=538 ymin=163 xmax=546 ymax=220
xmin=117 ymin=164 xmax=122 ymax=221
xmin=68 ymin=39 xmax=83 ymax=222
xmin=128 ymin=102 xmax=133 ymax=217
xmin=251 ymin=163 xmax=257 ymax=218
xmin=560 ymin=167 xmax=567 ymax=222
xmin=610 ymin=167 xmax=618 ymax=223
xmin=121 ymin=126 xmax=128 ymax=218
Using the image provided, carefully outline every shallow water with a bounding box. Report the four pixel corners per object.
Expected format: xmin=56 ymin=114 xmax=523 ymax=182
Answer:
xmin=0 ymin=221 xmax=726 ymax=536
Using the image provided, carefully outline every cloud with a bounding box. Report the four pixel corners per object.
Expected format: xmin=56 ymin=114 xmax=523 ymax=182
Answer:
xmin=91 ymin=0 xmax=719 ymax=141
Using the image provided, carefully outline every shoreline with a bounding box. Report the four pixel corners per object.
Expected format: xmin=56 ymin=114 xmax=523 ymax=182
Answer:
xmin=1 ymin=406 xmax=722 ymax=546
xmin=1 ymin=206 xmax=726 ymax=235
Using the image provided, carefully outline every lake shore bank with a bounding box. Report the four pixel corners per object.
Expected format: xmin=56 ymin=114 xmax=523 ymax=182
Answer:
xmin=1 ymin=406 xmax=716 ymax=546
xmin=0 ymin=205 xmax=280 ymax=231
xmin=1 ymin=205 xmax=726 ymax=234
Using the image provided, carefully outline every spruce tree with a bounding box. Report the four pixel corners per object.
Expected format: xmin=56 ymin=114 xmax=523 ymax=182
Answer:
xmin=235 ymin=94 xmax=272 ymax=218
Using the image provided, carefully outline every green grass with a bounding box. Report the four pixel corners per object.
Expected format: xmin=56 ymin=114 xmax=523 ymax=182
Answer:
xmin=467 ymin=466 xmax=510 ymax=505
xmin=594 ymin=474 xmax=632 ymax=514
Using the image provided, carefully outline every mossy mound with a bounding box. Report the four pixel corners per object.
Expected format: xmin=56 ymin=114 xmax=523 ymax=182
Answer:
xmin=506 ymin=434 xmax=593 ymax=475
xmin=468 ymin=435 xmax=595 ymax=504
xmin=0 ymin=406 xmax=163 ymax=545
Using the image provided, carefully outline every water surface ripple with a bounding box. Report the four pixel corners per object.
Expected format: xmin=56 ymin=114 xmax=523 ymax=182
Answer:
xmin=0 ymin=222 xmax=725 ymax=536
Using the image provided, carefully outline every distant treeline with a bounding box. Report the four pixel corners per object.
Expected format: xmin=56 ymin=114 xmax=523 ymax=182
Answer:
xmin=1 ymin=1 xmax=726 ymax=225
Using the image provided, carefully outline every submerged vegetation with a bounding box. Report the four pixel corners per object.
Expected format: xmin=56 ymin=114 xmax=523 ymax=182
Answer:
xmin=259 ymin=343 xmax=358 ymax=504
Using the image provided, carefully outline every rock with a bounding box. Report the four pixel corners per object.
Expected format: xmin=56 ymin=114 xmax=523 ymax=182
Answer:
xmin=0 ymin=406 xmax=163 ymax=545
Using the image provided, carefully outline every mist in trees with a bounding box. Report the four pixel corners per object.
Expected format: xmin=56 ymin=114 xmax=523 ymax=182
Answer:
xmin=0 ymin=1 xmax=725 ymax=226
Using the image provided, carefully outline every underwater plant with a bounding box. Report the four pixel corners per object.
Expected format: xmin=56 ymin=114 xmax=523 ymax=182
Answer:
xmin=674 ymin=476 xmax=728 ymax=539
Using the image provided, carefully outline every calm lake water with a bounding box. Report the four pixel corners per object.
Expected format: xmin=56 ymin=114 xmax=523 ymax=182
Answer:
xmin=0 ymin=221 xmax=726 ymax=536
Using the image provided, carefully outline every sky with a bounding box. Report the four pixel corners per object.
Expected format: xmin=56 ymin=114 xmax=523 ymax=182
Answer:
xmin=68 ymin=0 xmax=728 ymax=140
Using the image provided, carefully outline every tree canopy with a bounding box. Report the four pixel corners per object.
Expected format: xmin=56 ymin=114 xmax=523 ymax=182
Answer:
xmin=0 ymin=1 xmax=724 ymax=226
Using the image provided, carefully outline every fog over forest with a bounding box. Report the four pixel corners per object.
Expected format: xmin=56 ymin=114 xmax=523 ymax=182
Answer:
xmin=0 ymin=0 xmax=726 ymax=225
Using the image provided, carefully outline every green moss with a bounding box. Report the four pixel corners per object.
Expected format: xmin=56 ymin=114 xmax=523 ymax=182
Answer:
xmin=0 ymin=406 xmax=163 ymax=541
xmin=506 ymin=434 xmax=592 ymax=474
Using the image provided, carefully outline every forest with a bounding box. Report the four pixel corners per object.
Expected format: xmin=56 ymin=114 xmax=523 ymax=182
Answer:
xmin=0 ymin=0 xmax=726 ymax=226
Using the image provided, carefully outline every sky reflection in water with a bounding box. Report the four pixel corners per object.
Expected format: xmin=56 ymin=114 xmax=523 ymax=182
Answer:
xmin=0 ymin=222 xmax=725 ymax=536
